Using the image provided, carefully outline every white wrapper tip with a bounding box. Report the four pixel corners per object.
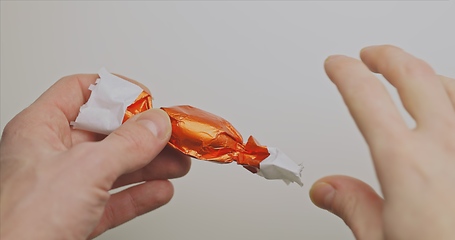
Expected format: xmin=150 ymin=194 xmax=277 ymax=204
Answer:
xmin=72 ymin=67 xmax=143 ymax=135
xmin=257 ymin=147 xmax=304 ymax=186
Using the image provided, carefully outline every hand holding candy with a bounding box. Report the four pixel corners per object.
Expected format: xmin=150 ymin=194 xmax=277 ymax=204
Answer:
xmin=73 ymin=68 xmax=303 ymax=185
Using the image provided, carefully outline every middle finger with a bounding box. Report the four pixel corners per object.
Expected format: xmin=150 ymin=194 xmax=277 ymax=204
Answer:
xmin=111 ymin=146 xmax=191 ymax=189
xmin=360 ymin=45 xmax=455 ymax=129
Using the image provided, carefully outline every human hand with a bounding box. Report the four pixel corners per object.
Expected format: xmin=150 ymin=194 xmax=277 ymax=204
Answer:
xmin=0 ymin=74 xmax=191 ymax=239
xmin=310 ymin=45 xmax=455 ymax=239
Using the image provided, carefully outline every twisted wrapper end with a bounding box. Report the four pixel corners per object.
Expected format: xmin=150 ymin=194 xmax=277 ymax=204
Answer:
xmin=257 ymin=147 xmax=304 ymax=186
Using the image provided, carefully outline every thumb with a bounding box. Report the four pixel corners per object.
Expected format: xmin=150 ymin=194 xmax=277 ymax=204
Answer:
xmin=310 ymin=175 xmax=384 ymax=240
xmin=95 ymin=109 xmax=172 ymax=177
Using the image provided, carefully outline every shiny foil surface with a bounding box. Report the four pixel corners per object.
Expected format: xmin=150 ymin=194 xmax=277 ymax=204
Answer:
xmin=161 ymin=105 xmax=270 ymax=170
xmin=75 ymin=69 xmax=302 ymax=184
xmin=122 ymin=91 xmax=153 ymax=123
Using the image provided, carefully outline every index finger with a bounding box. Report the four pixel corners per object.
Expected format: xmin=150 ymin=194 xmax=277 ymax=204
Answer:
xmin=360 ymin=45 xmax=454 ymax=129
xmin=324 ymin=55 xmax=409 ymax=146
xmin=1 ymin=74 xmax=101 ymax=151
xmin=324 ymin=54 xmax=410 ymax=181
xmin=35 ymin=73 xmax=151 ymax=122
xmin=32 ymin=74 xmax=98 ymax=121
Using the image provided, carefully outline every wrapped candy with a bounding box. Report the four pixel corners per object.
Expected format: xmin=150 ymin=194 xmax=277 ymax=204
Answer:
xmin=72 ymin=68 xmax=303 ymax=186
xmin=161 ymin=105 xmax=270 ymax=169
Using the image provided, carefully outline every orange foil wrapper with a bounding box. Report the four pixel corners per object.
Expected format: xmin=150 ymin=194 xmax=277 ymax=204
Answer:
xmin=122 ymin=91 xmax=153 ymax=123
xmin=73 ymin=68 xmax=303 ymax=185
xmin=161 ymin=105 xmax=270 ymax=171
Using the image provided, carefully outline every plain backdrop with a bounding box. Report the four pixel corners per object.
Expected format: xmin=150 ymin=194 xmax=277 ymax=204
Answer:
xmin=1 ymin=1 xmax=454 ymax=240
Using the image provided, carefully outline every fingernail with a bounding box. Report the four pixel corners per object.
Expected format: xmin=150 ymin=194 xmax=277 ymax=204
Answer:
xmin=137 ymin=109 xmax=171 ymax=140
xmin=361 ymin=46 xmax=374 ymax=51
xmin=360 ymin=45 xmax=377 ymax=55
xmin=324 ymin=55 xmax=345 ymax=64
xmin=310 ymin=182 xmax=335 ymax=211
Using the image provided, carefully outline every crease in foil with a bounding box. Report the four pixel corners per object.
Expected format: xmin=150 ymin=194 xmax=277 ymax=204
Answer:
xmin=72 ymin=68 xmax=304 ymax=186
xmin=161 ymin=105 xmax=270 ymax=169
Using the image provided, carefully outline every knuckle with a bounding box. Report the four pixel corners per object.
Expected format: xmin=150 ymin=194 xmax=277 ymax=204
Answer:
xmin=1 ymin=118 xmax=18 ymax=140
xmin=104 ymin=203 xmax=118 ymax=230
xmin=126 ymin=191 xmax=141 ymax=217
xmin=371 ymin=131 xmax=412 ymax=160
xmin=2 ymin=109 xmax=31 ymax=139
xmin=376 ymin=46 xmax=435 ymax=79
xmin=332 ymin=192 xmax=359 ymax=227
xmin=1 ymin=110 xmax=37 ymax=149
xmin=399 ymin=57 xmax=434 ymax=78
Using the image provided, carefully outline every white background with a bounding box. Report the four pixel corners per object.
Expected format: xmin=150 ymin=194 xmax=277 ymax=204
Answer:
xmin=1 ymin=1 xmax=454 ymax=240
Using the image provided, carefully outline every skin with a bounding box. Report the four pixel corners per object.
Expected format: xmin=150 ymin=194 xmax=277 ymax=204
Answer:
xmin=1 ymin=45 xmax=454 ymax=240
xmin=310 ymin=45 xmax=455 ymax=239
xmin=0 ymin=74 xmax=191 ymax=239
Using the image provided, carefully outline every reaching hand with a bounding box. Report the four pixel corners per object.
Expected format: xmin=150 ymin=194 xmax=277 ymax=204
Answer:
xmin=310 ymin=45 xmax=455 ymax=240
